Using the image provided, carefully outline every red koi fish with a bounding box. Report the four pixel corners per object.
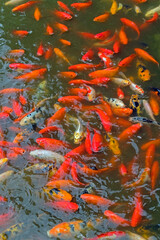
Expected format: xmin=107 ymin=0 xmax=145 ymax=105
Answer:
xmin=140 ymin=12 xmax=159 ymax=30
xmin=93 ymin=12 xmax=110 ymax=22
xmin=37 ymin=42 xmax=44 ymax=56
xmin=57 ymin=1 xmax=74 ymax=15
xmin=71 ymin=162 xmax=86 ymax=185
xmin=151 ymin=161 xmax=159 ymax=190
xmin=9 ymin=63 xmax=41 ymax=70
xmin=69 ymin=78 xmax=110 ymax=86
xmin=119 ymin=26 xmax=128 ymax=45
xmin=94 ymin=30 xmax=111 ymax=41
xmin=133 ymin=0 xmax=147 ymax=3
xmin=118 ymin=54 xmax=136 ymax=67
xmin=58 ymin=96 xmax=85 ymax=105
xmin=89 ymin=67 xmax=119 ymax=78
xmin=1 ymin=106 xmax=13 ymax=114
xmin=39 ymin=126 xmax=64 ymax=135
xmin=98 ymin=48 xmax=114 ymax=56
xmin=46 ymin=179 xmax=76 ymax=188
xmin=12 ymin=0 xmax=40 ymax=12
xmin=12 ymin=30 xmax=29 ymax=37
xmin=68 ymin=88 xmax=87 ymax=96
xmin=113 ymin=40 xmax=120 ymax=53
xmin=50 ymin=158 xmax=72 ymax=181
xmin=47 ymin=220 xmax=84 ymax=238
xmin=141 ymin=139 xmax=160 ymax=150
xmin=14 ymin=68 xmax=47 ymax=81
xmin=34 ymin=7 xmax=41 ymax=21
xmin=0 ymin=112 xmax=9 ymax=119
xmin=46 ymin=201 xmax=79 ymax=212
xmin=85 ymin=127 xmax=92 ymax=154
xmin=71 ymin=1 xmax=92 ymax=11
xmin=0 ymin=148 xmax=5 ymax=158
xmin=78 ymin=31 xmax=95 ymax=39
xmin=9 ymin=49 xmax=25 ymax=56
xmin=91 ymin=108 xmax=112 ymax=132
xmin=118 ymin=123 xmax=142 ymax=142
xmin=54 ymin=22 xmax=68 ymax=32
xmin=46 ymin=24 xmax=54 ymax=35
xmin=145 ymin=144 xmax=155 ymax=169
xmin=82 ymin=49 xmax=94 ymax=62
xmin=12 ymin=100 xmax=23 ymax=117
xmin=104 ymin=210 xmax=130 ymax=226
xmin=65 ymin=142 xmax=86 ymax=158
xmin=44 ymin=46 xmax=53 ymax=60
xmin=53 ymin=10 xmax=72 ymax=20
xmin=0 ymin=141 xmax=18 ymax=147
xmin=98 ymin=52 xmax=113 ymax=67
xmin=92 ymin=129 xmax=103 ymax=152
xmin=46 ymin=107 xmax=66 ymax=126
xmin=112 ymin=108 xmax=133 ymax=117
xmin=119 ymin=163 xmax=127 ymax=176
xmin=85 ymin=231 xmax=126 ymax=240
xmin=117 ymin=87 xmax=124 ymax=99
xmin=120 ymin=18 xmax=140 ymax=38
xmin=69 ymin=63 xmax=101 ymax=71
xmin=81 ymin=194 xmax=114 ymax=206
xmin=19 ymin=94 xmax=27 ymax=105
xmin=36 ymin=138 xmax=71 ymax=151
xmin=99 ymin=97 xmax=113 ymax=117
xmin=131 ymin=192 xmax=143 ymax=227
xmin=134 ymin=48 xmax=159 ymax=66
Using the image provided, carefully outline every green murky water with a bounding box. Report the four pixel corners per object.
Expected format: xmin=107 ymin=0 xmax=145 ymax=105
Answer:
xmin=0 ymin=0 xmax=159 ymax=239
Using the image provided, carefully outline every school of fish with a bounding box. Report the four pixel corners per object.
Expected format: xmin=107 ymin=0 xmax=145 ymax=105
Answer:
xmin=0 ymin=0 xmax=159 ymax=239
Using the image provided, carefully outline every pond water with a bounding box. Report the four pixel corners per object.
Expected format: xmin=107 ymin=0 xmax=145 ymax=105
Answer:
xmin=0 ymin=0 xmax=160 ymax=239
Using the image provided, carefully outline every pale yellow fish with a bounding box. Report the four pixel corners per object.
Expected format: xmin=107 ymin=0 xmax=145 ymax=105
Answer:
xmin=145 ymin=4 xmax=160 ymax=18
xmin=110 ymin=0 xmax=118 ymax=15
xmin=54 ymin=48 xmax=71 ymax=64
xmin=107 ymin=134 xmax=121 ymax=155
xmin=0 ymin=170 xmax=14 ymax=182
xmin=0 ymin=158 xmax=8 ymax=169
xmin=5 ymin=0 xmax=24 ymax=5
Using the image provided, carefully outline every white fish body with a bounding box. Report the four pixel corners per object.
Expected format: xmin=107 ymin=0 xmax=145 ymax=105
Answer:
xmin=0 ymin=170 xmax=14 ymax=182
xmin=5 ymin=0 xmax=24 ymax=5
xmin=145 ymin=4 xmax=160 ymax=18
xmin=111 ymin=77 xmax=131 ymax=87
xmin=130 ymin=82 xmax=144 ymax=95
xmin=143 ymin=100 xmax=156 ymax=122
xmin=30 ymin=150 xmax=65 ymax=164
xmin=104 ymin=96 xmax=125 ymax=108
xmin=126 ymin=231 xmax=147 ymax=240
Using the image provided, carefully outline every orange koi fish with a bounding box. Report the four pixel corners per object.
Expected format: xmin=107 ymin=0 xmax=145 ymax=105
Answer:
xmin=119 ymin=26 xmax=128 ymax=45
xmin=19 ymin=94 xmax=27 ymax=105
xmin=141 ymin=139 xmax=160 ymax=150
xmin=14 ymin=68 xmax=47 ymax=81
xmin=71 ymin=162 xmax=86 ymax=185
xmin=85 ymin=231 xmax=126 ymax=240
xmin=92 ymin=129 xmax=103 ymax=152
xmin=94 ymin=30 xmax=111 ymax=41
xmin=89 ymin=67 xmax=119 ymax=78
xmin=78 ymin=31 xmax=95 ymax=39
xmin=118 ymin=123 xmax=142 ymax=142
xmin=46 ymin=107 xmax=66 ymax=126
xmin=46 ymin=179 xmax=76 ymax=188
xmin=118 ymin=54 xmax=136 ymax=67
xmin=8 ymin=49 xmax=25 ymax=56
xmin=59 ymin=38 xmax=71 ymax=46
xmin=39 ymin=126 xmax=64 ymax=135
xmin=36 ymin=138 xmax=71 ymax=151
xmin=12 ymin=100 xmax=23 ymax=117
xmin=65 ymin=142 xmax=86 ymax=158
xmin=57 ymin=1 xmax=74 ymax=15
xmin=117 ymin=87 xmax=124 ymax=99
xmin=110 ymin=0 xmax=118 ymax=15
xmin=134 ymin=48 xmax=159 ymax=66
xmin=9 ymin=63 xmax=41 ymax=70
xmin=46 ymin=201 xmax=79 ymax=213
xmin=69 ymin=63 xmax=101 ymax=71
xmin=69 ymin=78 xmax=110 ymax=86
xmin=12 ymin=0 xmax=40 ymax=12
xmin=120 ymin=18 xmax=140 ymax=38
xmin=54 ymin=47 xmax=70 ymax=64
xmin=149 ymin=95 xmax=159 ymax=116
xmin=151 ymin=161 xmax=159 ymax=190
xmin=81 ymin=194 xmax=114 ymax=206
xmin=68 ymin=88 xmax=87 ymax=96
xmin=99 ymin=97 xmax=113 ymax=117
xmin=113 ymin=40 xmax=120 ymax=53
xmin=54 ymin=22 xmax=68 ymax=32
xmin=0 ymin=141 xmax=18 ymax=147
xmin=91 ymin=108 xmax=112 ymax=132
xmin=145 ymin=144 xmax=155 ymax=169
xmin=34 ymin=6 xmax=41 ymax=21
xmin=46 ymin=24 xmax=54 ymax=35
xmin=82 ymin=49 xmax=94 ymax=62
xmin=44 ymin=46 xmax=53 ymax=60
xmin=49 ymin=158 xmax=72 ymax=181
xmin=53 ymin=10 xmax=72 ymax=20
xmin=98 ymin=52 xmax=113 ymax=67
xmin=70 ymin=1 xmax=92 ymax=11
xmin=59 ymin=71 xmax=77 ymax=79
xmin=131 ymin=192 xmax=143 ymax=227
xmin=37 ymin=42 xmax=44 ymax=56
xmin=44 ymin=187 xmax=72 ymax=202
xmin=0 ymin=88 xmax=29 ymax=94
xmin=47 ymin=220 xmax=84 ymax=238
xmin=93 ymin=12 xmax=110 ymax=22
xmin=1 ymin=106 xmax=13 ymax=114
xmin=12 ymin=30 xmax=29 ymax=37
xmin=58 ymin=96 xmax=85 ymax=105
xmin=104 ymin=210 xmax=130 ymax=226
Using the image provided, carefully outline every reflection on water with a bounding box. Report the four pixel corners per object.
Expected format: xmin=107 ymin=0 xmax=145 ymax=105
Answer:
xmin=0 ymin=0 xmax=159 ymax=239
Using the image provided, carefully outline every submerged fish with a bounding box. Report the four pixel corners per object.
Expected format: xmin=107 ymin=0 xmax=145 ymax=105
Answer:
xmin=145 ymin=4 xmax=160 ymax=18
xmin=104 ymin=96 xmax=125 ymax=108
xmin=20 ymin=106 xmax=46 ymax=126
xmin=129 ymin=116 xmax=160 ymax=126
xmin=126 ymin=230 xmax=147 ymax=240
xmin=30 ymin=150 xmax=65 ymax=164
xmin=129 ymin=94 xmax=141 ymax=115
xmin=0 ymin=222 xmax=24 ymax=240
xmin=0 ymin=170 xmax=14 ymax=182
xmin=24 ymin=163 xmax=56 ymax=174
xmin=137 ymin=60 xmax=151 ymax=82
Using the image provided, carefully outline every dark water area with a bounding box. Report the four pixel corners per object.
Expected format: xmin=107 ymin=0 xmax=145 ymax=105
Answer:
xmin=0 ymin=0 xmax=159 ymax=239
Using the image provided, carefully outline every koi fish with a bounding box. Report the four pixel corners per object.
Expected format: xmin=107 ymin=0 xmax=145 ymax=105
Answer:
xmin=54 ymin=48 xmax=70 ymax=64
xmin=53 ymin=10 xmax=72 ymax=21
xmin=141 ymin=139 xmax=160 ymax=150
xmin=12 ymin=30 xmax=29 ymax=37
xmin=93 ymin=12 xmax=110 ymax=22
xmin=72 ymin=118 xmax=85 ymax=144
xmin=0 ymin=222 xmax=24 ymax=239
xmin=110 ymin=0 xmax=118 ymax=15
xmin=91 ymin=108 xmax=112 ymax=132
xmin=129 ymin=94 xmax=141 ymax=115
xmin=118 ymin=54 xmax=136 ymax=67
xmin=85 ymin=231 xmax=126 ymax=240
xmin=129 ymin=82 xmax=144 ymax=95
xmin=47 ymin=220 xmax=84 ymax=238
xmin=44 ymin=187 xmax=72 ymax=202
xmin=94 ymin=30 xmax=111 ymax=41
xmin=104 ymin=97 xmax=125 ymax=108
xmin=104 ymin=210 xmax=130 ymax=226
xmin=9 ymin=63 xmax=41 ymax=70
xmin=111 ymin=77 xmax=131 ymax=87
xmin=71 ymin=161 xmax=87 ymax=185
xmin=46 ymin=24 xmax=54 ymax=35
xmin=118 ymin=123 xmax=142 ymax=142
xmin=71 ymin=1 xmax=92 ymax=11
xmin=46 ymin=179 xmax=77 ymax=188
xmin=46 ymin=201 xmax=79 ymax=213
xmin=119 ymin=26 xmax=128 ymax=45
xmin=12 ymin=0 xmax=40 ymax=12
xmin=24 ymin=163 xmax=55 ymax=174
xmin=143 ymin=99 xmax=156 ymax=121
xmin=129 ymin=116 xmax=160 ymax=126
xmin=57 ymin=1 xmax=74 ymax=15
xmin=120 ymin=18 xmax=140 ymax=38
xmin=59 ymin=71 xmax=77 ymax=79
xmin=151 ymin=161 xmax=159 ymax=190
xmin=54 ymin=22 xmax=68 ymax=32
xmin=117 ymin=87 xmax=124 ymax=99
xmin=145 ymin=4 xmax=160 ymax=18
xmin=69 ymin=63 xmax=101 ymax=71
xmin=20 ymin=106 xmax=46 ymax=126
xmin=134 ymin=48 xmax=159 ymax=66
xmin=131 ymin=192 xmax=143 ymax=227
xmin=82 ymin=49 xmax=94 ymax=62
xmin=107 ymin=133 xmax=121 ymax=155
xmin=46 ymin=107 xmax=66 ymax=126
xmin=59 ymin=38 xmax=71 ymax=46
xmin=136 ymin=59 xmax=151 ymax=81
xmin=34 ymin=7 xmax=41 ymax=21
xmin=149 ymin=95 xmax=159 ymax=116
xmin=145 ymin=142 xmax=156 ymax=171
xmin=14 ymin=68 xmax=47 ymax=81
xmin=8 ymin=49 xmax=25 ymax=56
xmin=36 ymin=138 xmax=71 ymax=151
xmin=0 ymin=158 xmax=8 ymax=169
xmin=30 ymin=150 xmax=65 ymax=163
xmin=81 ymin=194 xmax=114 ymax=206
xmin=92 ymin=128 xmax=103 ymax=152
xmin=0 ymin=170 xmax=14 ymax=182
xmin=89 ymin=67 xmax=119 ymax=78
xmin=85 ymin=126 xmax=92 ymax=154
